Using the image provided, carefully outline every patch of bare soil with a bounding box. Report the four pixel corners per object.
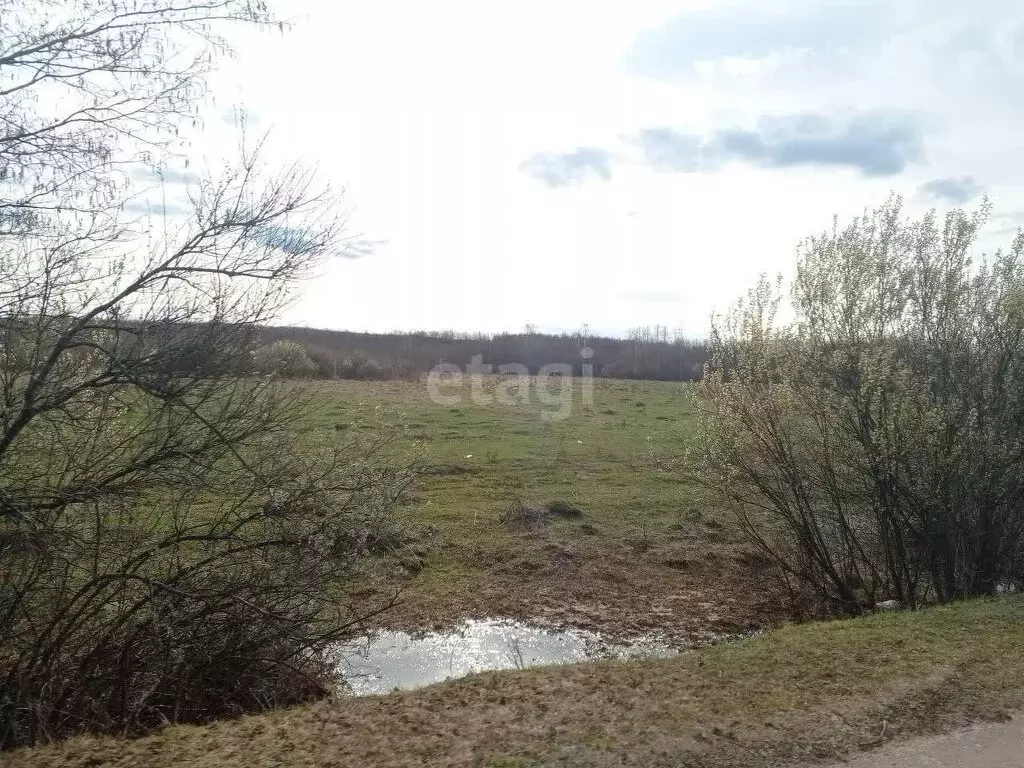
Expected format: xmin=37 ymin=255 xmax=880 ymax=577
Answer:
xmin=379 ymin=554 xmax=787 ymax=646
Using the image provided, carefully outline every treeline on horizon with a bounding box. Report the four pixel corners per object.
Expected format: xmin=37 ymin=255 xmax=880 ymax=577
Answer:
xmin=261 ymin=326 xmax=709 ymax=382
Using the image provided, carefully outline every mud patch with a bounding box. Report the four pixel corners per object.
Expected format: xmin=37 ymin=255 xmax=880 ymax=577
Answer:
xmin=377 ymin=557 xmax=784 ymax=647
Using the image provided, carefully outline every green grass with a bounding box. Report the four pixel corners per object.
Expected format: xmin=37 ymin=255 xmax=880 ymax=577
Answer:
xmin=305 ymin=377 xmax=700 ymax=530
xmin=10 ymin=597 xmax=1023 ymax=768
xmin=301 ymin=377 xmax=767 ymax=637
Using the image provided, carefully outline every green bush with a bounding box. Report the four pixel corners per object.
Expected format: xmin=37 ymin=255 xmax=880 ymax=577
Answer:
xmin=252 ymin=340 xmax=318 ymax=378
xmin=694 ymin=197 xmax=1024 ymax=613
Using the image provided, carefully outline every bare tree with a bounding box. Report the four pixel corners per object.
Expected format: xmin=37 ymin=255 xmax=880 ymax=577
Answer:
xmin=0 ymin=0 xmax=412 ymax=748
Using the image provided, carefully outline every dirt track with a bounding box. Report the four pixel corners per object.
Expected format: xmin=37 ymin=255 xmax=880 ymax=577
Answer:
xmin=816 ymin=714 xmax=1024 ymax=768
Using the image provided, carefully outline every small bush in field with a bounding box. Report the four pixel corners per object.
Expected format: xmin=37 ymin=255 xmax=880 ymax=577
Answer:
xmin=252 ymin=340 xmax=318 ymax=378
xmin=338 ymin=349 xmax=385 ymax=380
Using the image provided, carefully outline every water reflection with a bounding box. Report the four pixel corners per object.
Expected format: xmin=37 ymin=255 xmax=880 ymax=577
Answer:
xmin=336 ymin=619 xmax=677 ymax=695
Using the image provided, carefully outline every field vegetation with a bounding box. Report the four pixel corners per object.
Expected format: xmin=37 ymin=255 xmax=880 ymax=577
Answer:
xmin=4 ymin=0 xmax=1024 ymax=762
xmin=302 ymin=376 xmax=780 ymax=640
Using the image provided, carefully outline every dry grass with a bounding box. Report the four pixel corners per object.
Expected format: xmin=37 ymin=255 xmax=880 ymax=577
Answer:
xmin=498 ymin=500 xmax=587 ymax=532
xmin=5 ymin=597 xmax=1023 ymax=768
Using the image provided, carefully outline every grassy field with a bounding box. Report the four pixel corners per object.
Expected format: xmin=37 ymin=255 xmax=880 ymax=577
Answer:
xmin=9 ymin=597 xmax=1023 ymax=768
xmin=7 ymin=377 xmax=1023 ymax=768
xmin=304 ymin=376 xmax=778 ymax=640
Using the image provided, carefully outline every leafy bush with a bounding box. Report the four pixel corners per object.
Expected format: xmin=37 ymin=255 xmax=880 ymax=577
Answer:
xmin=252 ymin=340 xmax=318 ymax=378
xmin=693 ymin=197 xmax=1024 ymax=614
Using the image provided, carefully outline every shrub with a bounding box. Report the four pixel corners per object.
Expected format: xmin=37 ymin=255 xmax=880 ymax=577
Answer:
xmin=693 ymin=197 xmax=1024 ymax=613
xmin=337 ymin=349 xmax=384 ymax=380
xmin=305 ymin=344 xmax=342 ymax=379
xmin=252 ymin=340 xmax=318 ymax=378
xmin=0 ymin=0 xmax=408 ymax=747
xmin=0 ymin=425 xmax=413 ymax=746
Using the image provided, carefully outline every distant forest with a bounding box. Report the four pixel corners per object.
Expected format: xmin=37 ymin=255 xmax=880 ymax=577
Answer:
xmin=262 ymin=326 xmax=709 ymax=382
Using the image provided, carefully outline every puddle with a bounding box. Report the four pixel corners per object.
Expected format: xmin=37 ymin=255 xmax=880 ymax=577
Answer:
xmin=335 ymin=618 xmax=678 ymax=695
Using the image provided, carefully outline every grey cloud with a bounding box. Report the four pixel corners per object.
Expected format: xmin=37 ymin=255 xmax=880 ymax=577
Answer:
xmin=995 ymin=211 xmax=1024 ymax=225
xmin=260 ymin=228 xmax=376 ymax=259
xmin=918 ymin=176 xmax=983 ymax=204
xmin=940 ymin=23 xmax=991 ymax=56
xmin=720 ymin=111 xmax=922 ymax=176
xmin=935 ymin=18 xmax=1024 ymax=97
xmin=157 ymin=169 xmax=201 ymax=185
xmin=634 ymin=128 xmax=714 ymax=173
xmin=1013 ymin=21 xmax=1024 ymax=57
xmin=636 ymin=110 xmax=922 ymax=177
xmin=520 ymin=147 xmax=612 ymax=188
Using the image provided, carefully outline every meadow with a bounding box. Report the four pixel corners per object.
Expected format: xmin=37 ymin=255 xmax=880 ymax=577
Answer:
xmin=304 ymin=376 xmax=780 ymax=641
xmin=9 ymin=379 xmax=1024 ymax=768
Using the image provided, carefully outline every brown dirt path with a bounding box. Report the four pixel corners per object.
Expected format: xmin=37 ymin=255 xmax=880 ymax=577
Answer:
xmin=810 ymin=714 xmax=1024 ymax=768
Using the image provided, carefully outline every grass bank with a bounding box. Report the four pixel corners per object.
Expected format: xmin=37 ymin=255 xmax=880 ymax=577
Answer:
xmin=7 ymin=597 xmax=1022 ymax=768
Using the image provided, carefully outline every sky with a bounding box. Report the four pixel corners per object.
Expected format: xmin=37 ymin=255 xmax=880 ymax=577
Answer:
xmin=148 ymin=0 xmax=1024 ymax=337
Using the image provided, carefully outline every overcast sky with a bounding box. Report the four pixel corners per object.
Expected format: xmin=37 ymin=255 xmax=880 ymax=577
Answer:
xmin=155 ymin=0 xmax=1024 ymax=337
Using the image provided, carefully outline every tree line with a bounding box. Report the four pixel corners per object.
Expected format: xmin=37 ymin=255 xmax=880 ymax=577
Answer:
xmin=255 ymin=326 xmax=710 ymax=381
